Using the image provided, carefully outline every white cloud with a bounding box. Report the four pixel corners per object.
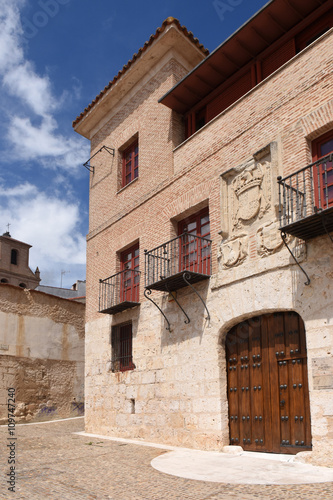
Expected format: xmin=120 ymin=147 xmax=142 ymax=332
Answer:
xmin=3 ymin=61 xmax=57 ymax=117
xmin=0 ymin=0 xmax=25 ymax=73
xmin=0 ymin=2 xmax=88 ymax=286
xmin=0 ymin=0 xmax=89 ymax=171
xmin=1 ymin=182 xmax=38 ymax=197
xmin=0 ymin=183 xmax=86 ymax=285
xmin=7 ymin=116 xmax=86 ymax=168
xmin=71 ymin=76 xmax=82 ymax=101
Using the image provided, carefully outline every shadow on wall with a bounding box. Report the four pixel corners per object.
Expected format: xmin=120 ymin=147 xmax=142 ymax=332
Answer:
xmin=160 ymin=281 xmax=210 ymax=348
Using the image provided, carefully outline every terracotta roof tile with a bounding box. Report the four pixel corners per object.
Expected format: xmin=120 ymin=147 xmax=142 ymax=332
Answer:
xmin=72 ymin=17 xmax=208 ymax=128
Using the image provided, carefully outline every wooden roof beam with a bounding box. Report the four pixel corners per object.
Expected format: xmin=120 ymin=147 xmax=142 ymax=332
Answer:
xmin=172 ymin=92 xmax=193 ymax=106
xmin=193 ymin=73 xmax=216 ymax=91
xmin=250 ymin=26 xmax=271 ymax=47
xmin=220 ymin=51 xmax=241 ymax=69
xmin=267 ymin=12 xmax=288 ymax=33
xmin=183 ymin=84 xmax=205 ymax=99
xmin=207 ymin=62 xmax=228 ymax=79
xmin=236 ymin=38 xmax=257 ymax=58
xmin=282 ymin=0 xmax=306 ymax=19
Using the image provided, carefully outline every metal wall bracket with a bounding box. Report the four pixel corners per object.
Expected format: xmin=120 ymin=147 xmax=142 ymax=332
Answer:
xmin=182 ymin=272 xmax=211 ymax=323
xmin=144 ymin=288 xmax=171 ymax=331
xmin=83 ymin=146 xmax=115 ymax=172
xmin=281 ymin=232 xmax=310 ymax=286
xmin=165 ymin=282 xmax=190 ymax=324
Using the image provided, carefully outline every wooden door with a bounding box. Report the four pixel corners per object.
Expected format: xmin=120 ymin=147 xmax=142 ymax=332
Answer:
xmin=226 ymin=312 xmax=311 ymax=454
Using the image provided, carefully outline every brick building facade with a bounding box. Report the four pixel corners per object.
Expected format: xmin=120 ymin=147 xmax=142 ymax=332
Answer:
xmin=74 ymin=0 xmax=333 ymax=466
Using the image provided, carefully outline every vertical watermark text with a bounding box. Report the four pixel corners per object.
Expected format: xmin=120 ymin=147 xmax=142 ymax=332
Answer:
xmin=21 ymin=0 xmax=73 ymax=40
xmin=213 ymin=0 xmax=244 ymax=23
xmin=7 ymin=388 xmax=16 ymax=493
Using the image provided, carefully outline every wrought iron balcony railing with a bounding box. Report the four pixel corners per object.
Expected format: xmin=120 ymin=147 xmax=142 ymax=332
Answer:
xmin=99 ymin=269 xmax=140 ymax=314
xmin=278 ymin=153 xmax=333 ymax=240
xmin=144 ymin=233 xmax=212 ymax=292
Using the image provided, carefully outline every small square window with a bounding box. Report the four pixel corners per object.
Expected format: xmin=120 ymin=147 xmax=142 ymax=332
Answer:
xmin=122 ymin=140 xmax=138 ymax=187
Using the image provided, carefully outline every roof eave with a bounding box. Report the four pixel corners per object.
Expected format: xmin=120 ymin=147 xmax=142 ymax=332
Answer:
xmin=73 ymin=20 xmax=208 ymax=139
xmin=159 ymin=0 xmax=331 ymax=114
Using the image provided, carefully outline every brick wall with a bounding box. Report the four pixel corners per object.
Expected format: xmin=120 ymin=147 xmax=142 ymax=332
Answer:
xmin=87 ymin=32 xmax=333 ymax=322
xmin=83 ymin=30 xmax=333 ymax=463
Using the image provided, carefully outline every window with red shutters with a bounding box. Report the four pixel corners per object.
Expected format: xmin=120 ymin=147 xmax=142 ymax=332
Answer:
xmin=178 ymin=208 xmax=211 ymax=275
xmin=122 ymin=140 xmax=138 ymax=187
xmin=312 ymin=131 xmax=333 ymax=209
xmin=120 ymin=243 xmax=140 ymax=303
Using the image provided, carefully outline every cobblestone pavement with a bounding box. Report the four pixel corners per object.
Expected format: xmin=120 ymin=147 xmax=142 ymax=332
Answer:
xmin=0 ymin=418 xmax=333 ymax=500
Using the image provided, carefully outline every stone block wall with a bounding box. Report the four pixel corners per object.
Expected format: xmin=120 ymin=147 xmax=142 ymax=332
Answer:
xmin=0 ymin=284 xmax=85 ymax=423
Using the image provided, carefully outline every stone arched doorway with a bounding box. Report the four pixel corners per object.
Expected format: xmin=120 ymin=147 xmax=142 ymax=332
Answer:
xmin=226 ymin=311 xmax=312 ymax=454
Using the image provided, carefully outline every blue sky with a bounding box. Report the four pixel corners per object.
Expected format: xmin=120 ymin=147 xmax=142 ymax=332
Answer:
xmin=0 ymin=0 xmax=268 ymax=288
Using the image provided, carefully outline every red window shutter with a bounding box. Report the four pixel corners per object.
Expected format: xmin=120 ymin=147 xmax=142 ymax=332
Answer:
xmin=260 ymin=38 xmax=296 ymax=80
xmin=122 ymin=140 xmax=138 ymax=187
xmin=206 ymin=70 xmax=252 ymax=122
xmin=120 ymin=244 xmax=140 ymax=303
xmin=178 ymin=208 xmax=211 ymax=275
xmin=312 ymin=131 xmax=333 ymax=209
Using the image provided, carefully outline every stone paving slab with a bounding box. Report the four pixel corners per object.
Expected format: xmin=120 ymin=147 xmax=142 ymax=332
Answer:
xmin=151 ymin=449 xmax=333 ymax=484
xmin=0 ymin=418 xmax=332 ymax=499
xmin=80 ymin=431 xmax=333 ymax=485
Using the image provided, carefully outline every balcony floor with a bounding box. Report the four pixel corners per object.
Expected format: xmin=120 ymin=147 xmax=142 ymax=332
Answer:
xmin=99 ymin=301 xmax=140 ymax=315
xmin=146 ymin=270 xmax=210 ymax=292
xmin=279 ymin=206 xmax=333 ymax=240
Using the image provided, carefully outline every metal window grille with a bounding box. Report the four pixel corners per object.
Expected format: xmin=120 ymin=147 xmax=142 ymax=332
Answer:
xmin=111 ymin=324 xmax=134 ymax=372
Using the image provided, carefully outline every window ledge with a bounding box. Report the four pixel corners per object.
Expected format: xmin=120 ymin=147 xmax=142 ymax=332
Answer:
xmin=117 ymin=176 xmax=139 ymax=194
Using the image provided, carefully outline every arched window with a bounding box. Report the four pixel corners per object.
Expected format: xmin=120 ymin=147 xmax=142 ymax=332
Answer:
xmin=19 ymin=283 xmax=27 ymax=288
xmin=0 ymin=278 xmax=8 ymax=283
xmin=11 ymin=249 xmax=18 ymax=265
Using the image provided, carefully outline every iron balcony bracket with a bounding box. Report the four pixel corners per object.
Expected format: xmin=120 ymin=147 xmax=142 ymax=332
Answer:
xmin=164 ymin=282 xmax=190 ymax=325
xmin=281 ymin=232 xmax=310 ymax=286
xmin=144 ymin=288 xmax=171 ymax=332
xmin=83 ymin=145 xmax=115 ymax=173
xmin=182 ymin=272 xmax=211 ymax=323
